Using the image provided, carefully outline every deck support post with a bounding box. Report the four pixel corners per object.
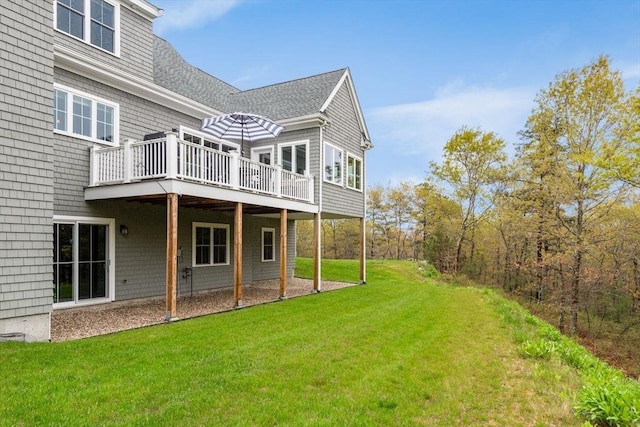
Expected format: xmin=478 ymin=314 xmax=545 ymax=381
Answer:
xmin=279 ymin=209 xmax=287 ymax=299
xmin=313 ymin=212 xmax=321 ymax=293
xmin=165 ymin=193 xmax=178 ymax=321
xmin=360 ymin=217 xmax=366 ymax=284
xmin=234 ymin=202 xmax=243 ymax=308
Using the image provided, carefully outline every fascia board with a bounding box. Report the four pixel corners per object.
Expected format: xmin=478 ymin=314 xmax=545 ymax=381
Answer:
xmin=120 ymin=0 xmax=163 ymax=21
xmin=319 ymin=69 xmax=371 ymax=143
xmin=54 ymin=45 xmax=223 ymax=119
xmin=85 ymin=180 xmax=319 ymax=213
xmin=278 ymin=114 xmax=330 ymax=132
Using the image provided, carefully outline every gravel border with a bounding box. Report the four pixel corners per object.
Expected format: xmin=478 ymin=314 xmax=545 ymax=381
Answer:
xmin=51 ymin=278 xmax=357 ymax=342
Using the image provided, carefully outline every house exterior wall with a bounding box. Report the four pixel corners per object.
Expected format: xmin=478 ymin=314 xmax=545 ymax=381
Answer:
xmin=0 ymin=0 xmax=55 ymax=341
xmin=251 ymin=127 xmax=322 ymax=206
xmin=53 ymin=67 xmax=201 ymax=216
xmin=53 ymin=2 xmax=155 ymax=82
xmin=1 ymin=0 xmax=368 ymax=331
xmin=321 ymin=82 xmax=366 ymax=218
xmin=99 ymin=201 xmax=294 ymax=301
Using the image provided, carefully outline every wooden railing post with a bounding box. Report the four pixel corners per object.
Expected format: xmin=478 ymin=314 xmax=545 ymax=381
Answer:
xmin=165 ymin=131 xmax=178 ymax=179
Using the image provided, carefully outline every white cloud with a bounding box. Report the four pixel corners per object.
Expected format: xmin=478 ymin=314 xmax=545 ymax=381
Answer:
xmin=367 ymin=83 xmax=535 ymax=162
xmin=621 ymin=62 xmax=640 ymax=81
xmin=364 ymin=83 xmax=536 ymax=185
xmin=154 ymin=0 xmax=240 ymax=35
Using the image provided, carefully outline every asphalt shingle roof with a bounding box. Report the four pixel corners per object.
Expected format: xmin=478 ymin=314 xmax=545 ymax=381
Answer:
xmin=153 ymin=35 xmax=346 ymax=120
xmin=153 ymin=36 xmax=239 ymax=111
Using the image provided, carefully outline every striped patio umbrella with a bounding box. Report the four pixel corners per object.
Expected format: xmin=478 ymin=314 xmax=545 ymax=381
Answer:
xmin=200 ymin=112 xmax=284 ymax=155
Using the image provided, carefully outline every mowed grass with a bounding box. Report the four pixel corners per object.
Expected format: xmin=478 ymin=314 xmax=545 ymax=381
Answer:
xmin=0 ymin=259 xmax=582 ymax=426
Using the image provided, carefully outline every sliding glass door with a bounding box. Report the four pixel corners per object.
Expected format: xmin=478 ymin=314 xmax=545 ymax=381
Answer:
xmin=54 ymin=220 xmax=111 ymax=305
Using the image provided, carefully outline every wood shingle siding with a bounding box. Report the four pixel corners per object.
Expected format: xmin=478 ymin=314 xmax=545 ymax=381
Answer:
xmin=0 ymin=0 xmax=55 ymax=341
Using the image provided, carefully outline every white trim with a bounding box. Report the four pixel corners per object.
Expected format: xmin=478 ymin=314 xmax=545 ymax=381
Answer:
xmin=54 ymin=44 xmax=225 ymax=120
xmin=180 ymin=126 xmax=240 ymax=152
xmin=53 ymin=47 xmax=333 ymax=133
xmin=276 ymin=114 xmax=330 ymax=132
xmin=53 ymin=0 xmax=121 ymax=57
xmin=319 ymin=69 xmax=371 ymax=143
xmin=54 ymin=83 xmax=120 ymax=146
xmin=346 ymin=152 xmax=363 ymax=192
xmin=85 ymin=179 xmax=319 ymax=213
xmin=261 ymin=227 xmax=276 ymax=262
xmin=251 ymin=146 xmax=274 ymax=165
xmin=192 ymin=222 xmax=230 ymax=267
xmin=52 ymin=216 xmax=116 ymax=310
xmin=323 ymin=141 xmax=343 ymax=186
xmin=120 ymin=0 xmax=162 ymax=20
xmin=278 ymin=139 xmax=310 ymax=175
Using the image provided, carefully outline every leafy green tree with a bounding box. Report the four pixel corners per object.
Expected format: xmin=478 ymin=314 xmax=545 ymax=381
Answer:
xmin=430 ymin=126 xmax=507 ymax=273
xmin=521 ymin=55 xmax=636 ymax=335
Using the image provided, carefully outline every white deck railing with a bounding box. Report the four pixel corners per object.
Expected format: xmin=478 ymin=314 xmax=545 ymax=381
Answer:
xmin=89 ymin=132 xmax=314 ymax=203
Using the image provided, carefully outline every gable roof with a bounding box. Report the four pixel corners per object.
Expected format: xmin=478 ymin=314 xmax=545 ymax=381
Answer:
xmin=226 ymin=69 xmax=347 ymax=121
xmin=153 ymin=36 xmax=370 ymax=141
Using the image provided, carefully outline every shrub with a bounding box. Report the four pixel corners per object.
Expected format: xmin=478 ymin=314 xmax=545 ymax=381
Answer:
xmin=416 ymin=261 xmax=440 ymax=278
xmin=575 ymin=369 xmax=640 ymax=427
xmin=519 ymin=339 xmax=555 ymax=360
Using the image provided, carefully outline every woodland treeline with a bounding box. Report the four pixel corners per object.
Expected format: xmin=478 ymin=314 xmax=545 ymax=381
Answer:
xmin=297 ymin=56 xmax=640 ymax=369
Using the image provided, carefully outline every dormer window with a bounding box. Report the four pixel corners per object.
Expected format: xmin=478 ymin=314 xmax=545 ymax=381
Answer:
xmin=55 ymin=0 xmax=119 ymax=55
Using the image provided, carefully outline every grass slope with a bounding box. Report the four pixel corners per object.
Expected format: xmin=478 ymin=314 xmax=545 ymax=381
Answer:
xmin=1 ymin=259 xmax=583 ymax=426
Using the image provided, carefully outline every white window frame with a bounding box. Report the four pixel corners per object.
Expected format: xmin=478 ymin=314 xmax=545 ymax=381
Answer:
xmin=324 ymin=142 xmax=343 ymax=185
xmin=192 ymin=222 xmax=230 ymax=267
xmin=180 ymin=126 xmax=240 ymax=152
xmin=261 ymin=227 xmax=276 ymax=262
xmin=52 ymin=215 xmax=116 ymax=310
xmin=346 ymin=153 xmax=363 ymax=191
xmin=251 ymin=146 xmax=274 ymax=165
xmin=278 ymin=140 xmax=309 ymax=175
xmin=53 ymin=0 xmax=121 ymax=56
xmin=53 ymin=84 xmax=119 ymax=146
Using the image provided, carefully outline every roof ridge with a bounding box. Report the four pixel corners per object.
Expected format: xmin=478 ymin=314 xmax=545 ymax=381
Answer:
xmin=235 ymin=68 xmax=348 ymax=95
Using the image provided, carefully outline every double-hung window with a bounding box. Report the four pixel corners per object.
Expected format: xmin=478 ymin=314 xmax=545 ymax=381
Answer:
xmin=262 ymin=228 xmax=275 ymax=262
xmin=54 ymin=85 xmax=119 ymax=145
xmin=193 ymin=223 xmax=230 ymax=266
xmin=347 ymin=154 xmax=363 ymax=191
xmin=324 ymin=142 xmax=343 ymax=185
xmin=55 ymin=0 xmax=119 ymax=55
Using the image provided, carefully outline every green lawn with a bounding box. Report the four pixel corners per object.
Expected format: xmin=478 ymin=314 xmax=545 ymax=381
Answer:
xmin=1 ymin=259 xmax=586 ymax=426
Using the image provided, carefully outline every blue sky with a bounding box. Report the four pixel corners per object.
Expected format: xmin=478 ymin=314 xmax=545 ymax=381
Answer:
xmin=151 ymin=0 xmax=640 ymax=186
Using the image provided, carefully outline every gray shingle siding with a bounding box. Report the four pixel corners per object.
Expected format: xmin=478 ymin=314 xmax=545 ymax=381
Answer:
xmin=53 ymin=67 xmax=202 ymax=216
xmin=110 ymin=202 xmax=292 ymax=301
xmin=0 ymin=0 xmax=54 ymax=339
xmin=321 ymin=82 xmax=366 ymax=218
xmin=1 ymin=0 xmax=369 ymax=329
xmin=54 ymin=5 xmax=155 ymax=82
